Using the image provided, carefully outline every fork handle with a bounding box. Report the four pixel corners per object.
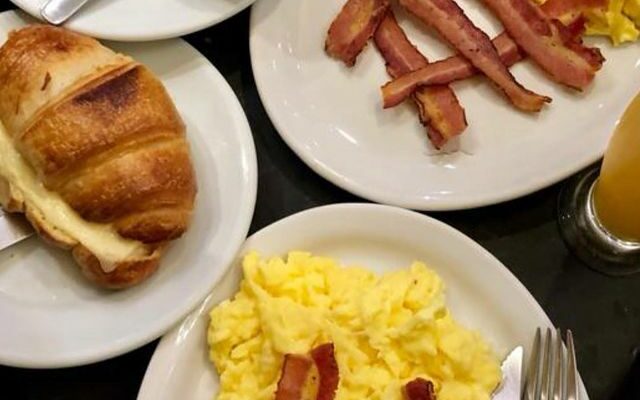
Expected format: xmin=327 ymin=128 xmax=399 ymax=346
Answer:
xmin=40 ymin=0 xmax=90 ymax=25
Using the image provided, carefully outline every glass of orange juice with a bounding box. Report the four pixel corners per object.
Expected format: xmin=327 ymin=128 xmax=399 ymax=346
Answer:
xmin=559 ymin=93 xmax=640 ymax=276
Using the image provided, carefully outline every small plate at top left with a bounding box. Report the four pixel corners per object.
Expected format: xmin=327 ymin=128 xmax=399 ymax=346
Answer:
xmin=0 ymin=11 xmax=257 ymax=368
xmin=10 ymin=0 xmax=258 ymax=41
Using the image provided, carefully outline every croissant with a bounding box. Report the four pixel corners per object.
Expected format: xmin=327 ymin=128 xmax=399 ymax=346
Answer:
xmin=0 ymin=25 xmax=197 ymax=288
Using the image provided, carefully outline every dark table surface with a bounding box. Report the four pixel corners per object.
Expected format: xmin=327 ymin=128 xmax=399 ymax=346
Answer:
xmin=1 ymin=4 xmax=639 ymax=400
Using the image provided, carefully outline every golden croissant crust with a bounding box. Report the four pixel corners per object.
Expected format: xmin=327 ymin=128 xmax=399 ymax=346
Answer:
xmin=0 ymin=25 xmax=197 ymax=288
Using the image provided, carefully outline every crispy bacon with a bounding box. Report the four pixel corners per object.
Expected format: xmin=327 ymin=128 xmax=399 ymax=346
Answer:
xmin=310 ymin=343 xmax=340 ymax=400
xmin=559 ymin=15 xmax=588 ymax=38
xmin=551 ymin=18 xmax=605 ymax=70
xmin=276 ymin=344 xmax=340 ymax=400
xmin=381 ymin=32 xmax=525 ymax=108
xmin=404 ymin=378 xmax=437 ymax=400
xmin=541 ymin=2 xmax=605 ymax=70
xmin=325 ymin=0 xmax=390 ymax=66
xmin=396 ymin=0 xmax=550 ymax=112
xmin=380 ymin=3 xmax=594 ymax=108
xmin=374 ymin=11 xmax=466 ymax=148
xmin=479 ymin=0 xmax=603 ymax=90
xmin=275 ymin=354 xmax=314 ymax=400
xmin=540 ymin=0 xmax=608 ymax=24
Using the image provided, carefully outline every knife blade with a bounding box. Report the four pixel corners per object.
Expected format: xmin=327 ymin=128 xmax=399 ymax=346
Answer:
xmin=493 ymin=346 xmax=524 ymax=400
xmin=0 ymin=209 xmax=33 ymax=251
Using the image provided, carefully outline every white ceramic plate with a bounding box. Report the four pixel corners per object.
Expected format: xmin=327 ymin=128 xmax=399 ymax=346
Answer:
xmin=137 ymin=203 xmax=588 ymax=400
xmin=0 ymin=11 xmax=257 ymax=368
xmin=10 ymin=0 xmax=257 ymax=41
xmin=250 ymin=0 xmax=640 ymax=211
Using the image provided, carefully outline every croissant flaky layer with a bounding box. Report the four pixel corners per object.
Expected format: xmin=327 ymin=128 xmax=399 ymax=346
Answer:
xmin=0 ymin=25 xmax=197 ymax=288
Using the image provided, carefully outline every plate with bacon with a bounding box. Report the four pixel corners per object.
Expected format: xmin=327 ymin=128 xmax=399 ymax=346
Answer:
xmin=249 ymin=0 xmax=640 ymax=210
xmin=137 ymin=204 xmax=589 ymax=400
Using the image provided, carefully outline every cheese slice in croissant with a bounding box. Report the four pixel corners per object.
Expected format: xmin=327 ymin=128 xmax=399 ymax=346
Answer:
xmin=0 ymin=25 xmax=196 ymax=288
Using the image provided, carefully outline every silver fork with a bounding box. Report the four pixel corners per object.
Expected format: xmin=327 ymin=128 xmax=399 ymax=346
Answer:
xmin=40 ymin=0 xmax=91 ymax=25
xmin=523 ymin=328 xmax=579 ymax=400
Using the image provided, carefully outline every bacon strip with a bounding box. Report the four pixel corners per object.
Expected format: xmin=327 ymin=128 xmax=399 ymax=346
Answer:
xmin=551 ymin=18 xmax=605 ymax=70
xmin=403 ymin=378 xmax=436 ymax=400
xmin=275 ymin=354 xmax=313 ymax=400
xmin=325 ymin=0 xmax=390 ymax=66
xmin=479 ymin=0 xmax=602 ymax=90
xmin=558 ymin=15 xmax=589 ymax=38
xmin=396 ymin=0 xmax=550 ymax=112
xmin=374 ymin=11 xmax=466 ymax=148
xmin=380 ymin=5 xmax=594 ymax=108
xmin=310 ymin=343 xmax=340 ymax=400
xmin=381 ymin=32 xmax=524 ymax=109
xmin=540 ymin=0 xmax=608 ymax=24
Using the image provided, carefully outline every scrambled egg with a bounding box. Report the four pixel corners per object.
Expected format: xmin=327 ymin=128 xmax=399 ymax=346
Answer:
xmin=585 ymin=0 xmax=640 ymax=45
xmin=208 ymin=252 xmax=501 ymax=400
xmin=535 ymin=0 xmax=640 ymax=45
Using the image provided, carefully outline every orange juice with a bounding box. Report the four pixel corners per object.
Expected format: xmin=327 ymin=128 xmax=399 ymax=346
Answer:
xmin=594 ymin=94 xmax=640 ymax=242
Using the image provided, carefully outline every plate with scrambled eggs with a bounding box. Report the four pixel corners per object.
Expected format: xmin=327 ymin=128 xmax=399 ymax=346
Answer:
xmin=138 ymin=204 xmax=588 ymax=400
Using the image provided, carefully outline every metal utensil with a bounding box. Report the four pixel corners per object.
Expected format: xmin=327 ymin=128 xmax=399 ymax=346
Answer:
xmin=0 ymin=210 xmax=33 ymax=250
xmin=493 ymin=346 xmax=524 ymax=400
xmin=40 ymin=0 xmax=91 ymax=25
xmin=523 ymin=328 xmax=580 ymax=400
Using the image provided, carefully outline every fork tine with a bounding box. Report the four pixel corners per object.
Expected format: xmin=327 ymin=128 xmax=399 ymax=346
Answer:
xmin=566 ymin=330 xmax=579 ymax=400
xmin=524 ymin=328 xmax=542 ymax=400
xmin=552 ymin=329 xmax=564 ymax=400
xmin=540 ymin=328 xmax=552 ymax=400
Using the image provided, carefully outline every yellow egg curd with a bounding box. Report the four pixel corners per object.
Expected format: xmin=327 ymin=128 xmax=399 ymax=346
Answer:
xmin=586 ymin=0 xmax=640 ymax=45
xmin=208 ymin=252 xmax=501 ymax=400
xmin=534 ymin=0 xmax=640 ymax=45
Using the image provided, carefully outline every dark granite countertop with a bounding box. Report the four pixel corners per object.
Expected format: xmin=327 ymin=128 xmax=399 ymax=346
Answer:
xmin=0 ymin=4 xmax=638 ymax=400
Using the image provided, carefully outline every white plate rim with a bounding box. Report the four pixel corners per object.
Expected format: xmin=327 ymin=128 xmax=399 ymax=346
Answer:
xmin=9 ymin=0 xmax=258 ymax=41
xmin=136 ymin=203 xmax=586 ymax=400
xmin=248 ymin=0 xmax=639 ymax=211
xmin=0 ymin=10 xmax=258 ymax=368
